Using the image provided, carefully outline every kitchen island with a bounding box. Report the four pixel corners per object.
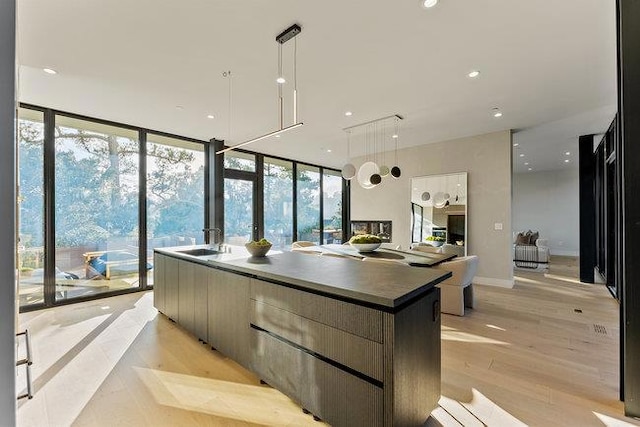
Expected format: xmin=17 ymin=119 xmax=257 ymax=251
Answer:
xmin=153 ymin=245 xmax=451 ymax=427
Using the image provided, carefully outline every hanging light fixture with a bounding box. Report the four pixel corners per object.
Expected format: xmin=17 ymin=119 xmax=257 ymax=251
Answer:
xmin=357 ymin=123 xmax=381 ymax=189
xmin=390 ymin=116 xmax=402 ymax=178
xmin=343 ymin=114 xmax=403 ymax=189
xmin=341 ymin=130 xmax=356 ymax=180
xmin=369 ymin=123 xmax=382 ymax=186
xmin=379 ymin=120 xmax=390 ymax=177
xmin=216 ymin=24 xmax=304 ymax=155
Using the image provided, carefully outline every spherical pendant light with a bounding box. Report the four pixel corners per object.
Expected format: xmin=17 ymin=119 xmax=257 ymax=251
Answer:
xmin=341 ymin=163 xmax=356 ymax=180
xmin=379 ymin=165 xmax=390 ymax=177
xmin=357 ymin=161 xmax=380 ymax=189
xmin=391 ymin=166 xmax=401 ymax=178
xmin=433 ymin=191 xmax=448 ymax=208
xmin=370 ymin=173 xmax=382 ymax=186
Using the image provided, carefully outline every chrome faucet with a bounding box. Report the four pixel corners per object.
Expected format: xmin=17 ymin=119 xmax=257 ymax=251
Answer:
xmin=202 ymin=228 xmax=222 ymax=247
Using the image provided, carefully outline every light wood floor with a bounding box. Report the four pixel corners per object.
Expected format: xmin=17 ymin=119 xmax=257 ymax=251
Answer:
xmin=17 ymin=257 xmax=640 ymax=426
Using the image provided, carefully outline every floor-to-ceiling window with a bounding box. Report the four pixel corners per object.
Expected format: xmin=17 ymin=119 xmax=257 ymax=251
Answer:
xmin=54 ymin=115 xmax=141 ymax=302
xmin=296 ymin=164 xmax=321 ymax=243
xmin=18 ymin=105 xmax=209 ymax=311
xmin=224 ymin=152 xmax=257 ymax=244
xmin=17 ymin=108 xmax=45 ymax=307
xmin=18 ymin=105 xmax=349 ymax=311
xmin=264 ymin=157 xmax=293 ymax=249
xmin=322 ymin=169 xmax=343 ymax=243
xmin=146 ymin=134 xmax=205 ymax=285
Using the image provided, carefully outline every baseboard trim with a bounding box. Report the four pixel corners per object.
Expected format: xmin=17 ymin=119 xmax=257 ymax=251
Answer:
xmin=473 ymin=276 xmax=514 ymax=289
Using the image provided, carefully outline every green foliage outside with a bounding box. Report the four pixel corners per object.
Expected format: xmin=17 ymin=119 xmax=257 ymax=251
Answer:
xmin=18 ymin=118 xmax=205 ymax=259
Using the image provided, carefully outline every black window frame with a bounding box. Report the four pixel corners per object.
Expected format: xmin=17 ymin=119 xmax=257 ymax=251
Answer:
xmin=18 ymin=103 xmax=210 ymax=312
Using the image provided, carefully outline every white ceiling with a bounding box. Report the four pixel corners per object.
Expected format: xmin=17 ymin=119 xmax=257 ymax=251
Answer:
xmin=17 ymin=0 xmax=617 ymax=171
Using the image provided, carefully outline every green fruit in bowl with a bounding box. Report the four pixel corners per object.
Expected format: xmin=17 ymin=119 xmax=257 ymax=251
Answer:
xmin=349 ymin=234 xmax=382 ymax=244
xmin=247 ymin=238 xmax=272 ymax=246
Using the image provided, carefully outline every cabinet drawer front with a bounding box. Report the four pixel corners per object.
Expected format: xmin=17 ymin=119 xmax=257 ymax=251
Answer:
xmin=250 ymin=329 xmax=383 ymax=427
xmin=251 ymin=300 xmax=383 ymax=381
xmin=251 ymin=279 xmax=383 ymax=343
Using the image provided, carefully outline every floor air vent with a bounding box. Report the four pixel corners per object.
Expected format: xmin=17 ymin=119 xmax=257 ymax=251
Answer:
xmin=593 ymin=324 xmax=608 ymax=335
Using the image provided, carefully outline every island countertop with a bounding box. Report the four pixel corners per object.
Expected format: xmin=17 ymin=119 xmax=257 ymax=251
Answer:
xmin=154 ymin=245 xmax=451 ymax=310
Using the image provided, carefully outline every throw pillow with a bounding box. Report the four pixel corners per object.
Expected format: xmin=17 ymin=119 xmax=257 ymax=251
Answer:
xmin=529 ymin=231 xmax=539 ymax=245
xmin=515 ymin=232 xmax=529 ymax=245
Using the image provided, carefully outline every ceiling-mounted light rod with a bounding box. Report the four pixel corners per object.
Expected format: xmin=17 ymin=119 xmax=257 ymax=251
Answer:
xmin=276 ymin=24 xmax=302 ymax=44
xmin=342 ymin=114 xmax=404 ymax=132
xmin=216 ymin=122 xmax=303 ymax=155
xmin=217 ymin=23 xmax=303 ymax=155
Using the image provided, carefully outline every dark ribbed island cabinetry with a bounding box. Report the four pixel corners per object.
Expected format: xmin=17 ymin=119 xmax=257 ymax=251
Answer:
xmin=153 ymin=248 xmax=450 ymax=427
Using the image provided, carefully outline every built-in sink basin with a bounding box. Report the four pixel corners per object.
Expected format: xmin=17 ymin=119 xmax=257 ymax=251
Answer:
xmin=176 ymin=248 xmax=220 ymax=257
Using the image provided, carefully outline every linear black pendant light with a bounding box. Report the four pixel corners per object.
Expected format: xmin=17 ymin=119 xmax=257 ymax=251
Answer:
xmin=216 ymin=24 xmax=304 ymax=155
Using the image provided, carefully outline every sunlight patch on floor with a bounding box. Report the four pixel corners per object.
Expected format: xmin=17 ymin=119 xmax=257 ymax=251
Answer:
xmin=544 ymin=273 xmax=589 ymax=285
xmin=461 ymin=388 xmax=527 ymax=426
xmin=17 ymin=296 xmax=153 ymax=427
xmin=594 ymin=412 xmax=640 ymax=426
xmin=514 ymin=275 xmax=599 ymax=300
xmin=441 ymin=328 xmax=509 ymax=345
xmin=134 ymin=367 xmax=321 ymax=426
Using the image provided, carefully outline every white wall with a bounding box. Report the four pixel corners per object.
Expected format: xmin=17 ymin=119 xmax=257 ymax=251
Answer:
xmin=0 ymin=0 xmax=16 ymax=424
xmin=351 ymin=130 xmax=514 ymax=287
xmin=512 ymin=169 xmax=579 ymax=256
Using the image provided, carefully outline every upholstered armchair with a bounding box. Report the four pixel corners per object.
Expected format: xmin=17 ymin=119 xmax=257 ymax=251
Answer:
xmin=431 ymin=255 xmax=479 ymax=316
xmin=512 ymin=231 xmax=550 ymax=265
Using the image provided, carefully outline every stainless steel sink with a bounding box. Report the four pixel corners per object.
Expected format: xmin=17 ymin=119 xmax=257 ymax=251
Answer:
xmin=176 ymin=248 xmax=220 ymax=257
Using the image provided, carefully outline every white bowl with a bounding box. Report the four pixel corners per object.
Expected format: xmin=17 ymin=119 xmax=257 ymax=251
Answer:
xmin=349 ymin=242 xmax=381 ymax=252
xmin=245 ymin=243 xmax=272 ymax=257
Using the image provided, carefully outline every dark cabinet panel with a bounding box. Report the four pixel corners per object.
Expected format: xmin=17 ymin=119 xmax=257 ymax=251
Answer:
xmin=153 ymin=253 xmax=166 ymax=313
xmin=208 ymin=270 xmax=250 ymax=368
xmin=164 ymin=256 xmax=180 ymax=321
xmin=178 ymin=261 xmax=196 ymax=333
xmin=193 ymin=264 xmax=208 ymax=341
xmin=250 ymin=328 xmax=383 ymax=427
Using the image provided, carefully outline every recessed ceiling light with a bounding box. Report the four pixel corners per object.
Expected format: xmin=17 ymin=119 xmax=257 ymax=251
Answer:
xmin=391 ymin=134 xmax=399 ymax=139
xmin=207 ymin=114 xmax=215 ymax=119
xmin=564 ymin=159 xmax=570 ymax=163
xmin=468 ymin=70 xmax=480 ymax=78
xmin=565 ymin=151 xmax=570 ymax=156
xmin=492 ymin=108 xmax=503 ymax=118
xmin=519 ymin=154 xmax=525 ymax=158
xmin=43 ymin=68 xmax=57 ymax=74
xmin=513 ymin=143 xmax=519 ymax=147
xmin=276 ymin=76 xmax=286 ymax=84
xmin=275 ymin=134 xmax=281 ymax=138
xmin=528 ymin=168 xmax=533 ymax=171
xmin=524 ymin=162 xmax=529 ymax=166
xmin=421 ymin=0 xmax=438 ymax=8
xmin=327 ymin=149 xmax=332 ymax=153
xmin=344 ymin=111 xmax=353 ymax=117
